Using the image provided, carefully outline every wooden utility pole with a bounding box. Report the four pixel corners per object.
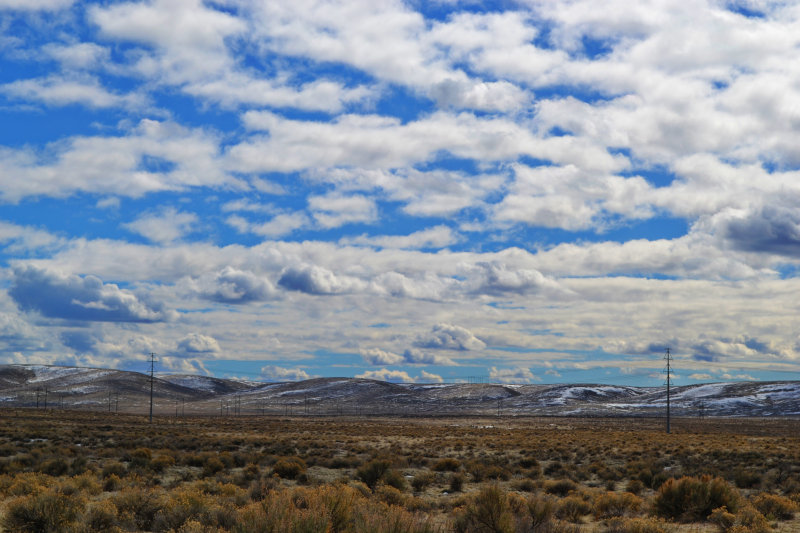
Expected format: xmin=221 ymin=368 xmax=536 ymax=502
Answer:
xmin=148 ymin=352 xmax=157 ymax=423
xmin=664 ymin=348 xmax=672 ymax=434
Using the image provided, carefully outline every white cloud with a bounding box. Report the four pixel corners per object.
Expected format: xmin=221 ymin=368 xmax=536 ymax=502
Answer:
xmin=228 ymin=212 xmax=310 ymax=238
xmin=342 ymin=226 xmax=459 ymax=250
xmin=356 ymin=368 xmax=414 ymax=382
xmin=176 ymin=333 xmax=220 ymax=355
xmin=360 ymin=347 xmax=404 ymax=365
xmin=402 ymin=347 xmax=456 ymax=366
xmin=278 ymin=264 xmax=366 ymax=295
xmin=0 ymin=0 xmax=72 ymax=10
xmin=9 ymin=266 xmax=175 ymax=323
xmin=190 ymin=266 xmax=278 ymax=304
xmin=419 ymin=370 xmax=444 ymax=383
xmin=0 ymin=120 xmax=232 ymax=203
xmin=123 ymin=207 xmax=198 ymax=245
xmin=1 ymin=76 xmax=145 ymax=110
xmin=230 ymin=111 xmax=624 ymax=175
xmin=489 ymin=366 xmax=539 ymax=384
xmin=43 ymin=42 xmax=110 ymax=69
xmin=414 ymin=323 xmax=486 ymax=351
xmin=0 ymin=221 xmax=62 ymax=254
xmin=308 ymin=192 xmax=377 ymax=229
xmin=261 ymin=365 xmax=311 ymax=381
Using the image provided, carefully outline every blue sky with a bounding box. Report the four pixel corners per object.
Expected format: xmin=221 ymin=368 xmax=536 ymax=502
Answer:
xmin=2 ymin=0 xmax=800 ymax=386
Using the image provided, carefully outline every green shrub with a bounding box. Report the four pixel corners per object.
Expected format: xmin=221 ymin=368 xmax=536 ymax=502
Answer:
xmin=653 ymin=475 xmax=740 ymax=522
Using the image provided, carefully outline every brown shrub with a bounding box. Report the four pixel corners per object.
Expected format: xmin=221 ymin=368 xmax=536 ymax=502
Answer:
xmin=653 ymin=475 xmax=740 ymax=522
xmin=2 ymin=489 xmax=85 ymax=533
xmin=432 ymin=458 xmax=461 ymax=472
xmin=594 ymin=491 xmax=644 ymax=519
xmin=750 ymin=492 xmax=797 ymax=520
xmin=272 ymin=457 xmax=307 ymax=480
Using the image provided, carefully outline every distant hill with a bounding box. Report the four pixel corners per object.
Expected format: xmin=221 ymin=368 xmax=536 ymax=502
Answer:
xmin=0 ymin=364 xmax=798 ymax=417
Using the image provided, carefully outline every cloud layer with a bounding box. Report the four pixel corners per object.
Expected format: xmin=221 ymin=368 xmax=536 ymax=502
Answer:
xmin=1 ymin=1 xmax=800 ymax=383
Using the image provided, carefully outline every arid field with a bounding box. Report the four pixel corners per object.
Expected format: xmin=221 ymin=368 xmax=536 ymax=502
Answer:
xmin=0 ymin=410 xmax=798 ymax=532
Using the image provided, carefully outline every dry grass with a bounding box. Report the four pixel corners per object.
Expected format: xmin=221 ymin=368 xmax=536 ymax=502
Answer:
xmin=0 ymin=410 xmax=798 ymax=532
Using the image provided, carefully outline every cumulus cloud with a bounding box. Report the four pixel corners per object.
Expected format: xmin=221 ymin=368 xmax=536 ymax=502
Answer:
xmin=701 ymin=203 xmax=800 ymax=257
xmin=489 ymin=366 xmax=539 ymax=384
xmin=261 ymin=365 xmax=311 ymax=381
xmin=0 ymin=312 xmax=49 ymax=353
xmin=419 ymin=370 xmax=444 ymax=383
xmin=308 ymin=192 xmax=377 ymax=229
xmin=228 ymin=212 xmax=310 ymax=238
xmin=0 ymin=119 xmax=231 ymax=203
xmin=176 ymin=333 xmax=221 ymax=355
xmin=123 ymin=207 xmax=198 ymax=245
xmin=278 ymin=264 xmax=365 ymax=295
xmin=342 ymin=225 xmax=460 ymax=250
xmin=402 ymin=348 xmax=456 ymax=366
xmin=466 ymin=262 xmax=561 ymax=296
xmin=1 ymin=76 xmax=145 ymax=110
xmin=414 ymin=323 xmax=486 ymax=351
xmin=193 ymin=267 xmax=278 ymax=303
xmin=0 ymin=221 xmax=62 ymax=254
xmin=360 ymin=346 xmax=456 ymax=366
xmin=360 ymin=348 xmax=404 ymax=365
xmin=356 ymin=368 xmax=414 ymax=383
xmin=9 ymin=266 xmax=174 ymax=323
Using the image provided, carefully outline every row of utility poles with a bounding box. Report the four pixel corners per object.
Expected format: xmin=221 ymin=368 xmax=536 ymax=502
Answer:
xmin=13 ymin=350 xmax=681 ymax=430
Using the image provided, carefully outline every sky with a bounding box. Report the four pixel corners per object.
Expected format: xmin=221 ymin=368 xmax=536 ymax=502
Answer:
xmin=1 ymin=0 xmax=800 ymax=387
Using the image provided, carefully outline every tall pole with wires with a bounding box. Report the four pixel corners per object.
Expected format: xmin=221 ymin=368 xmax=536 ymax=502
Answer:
xmin=148 ymin=352 xmax=157 ymax=424
xmin=664 ymin=347 xmax=672 ymax=434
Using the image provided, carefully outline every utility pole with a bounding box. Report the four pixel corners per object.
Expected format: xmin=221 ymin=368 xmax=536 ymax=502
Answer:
xmin=664 ymin=347 xmax=672 ymax=434
xmin=148 ymin=352 xmax=157 ymax=423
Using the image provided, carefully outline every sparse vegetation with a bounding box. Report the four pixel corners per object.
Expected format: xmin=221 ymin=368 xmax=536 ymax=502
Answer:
xmin=0 ymin=410 xmax=798 ymax=532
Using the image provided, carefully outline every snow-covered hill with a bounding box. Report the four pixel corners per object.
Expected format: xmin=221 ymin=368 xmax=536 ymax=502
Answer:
xmin=0 ymin=364 xmax=798 ymax=417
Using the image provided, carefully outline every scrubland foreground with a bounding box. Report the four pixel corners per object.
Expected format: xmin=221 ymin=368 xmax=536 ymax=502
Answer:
xmin=0 ymin=411 xmax=798 ymax=533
